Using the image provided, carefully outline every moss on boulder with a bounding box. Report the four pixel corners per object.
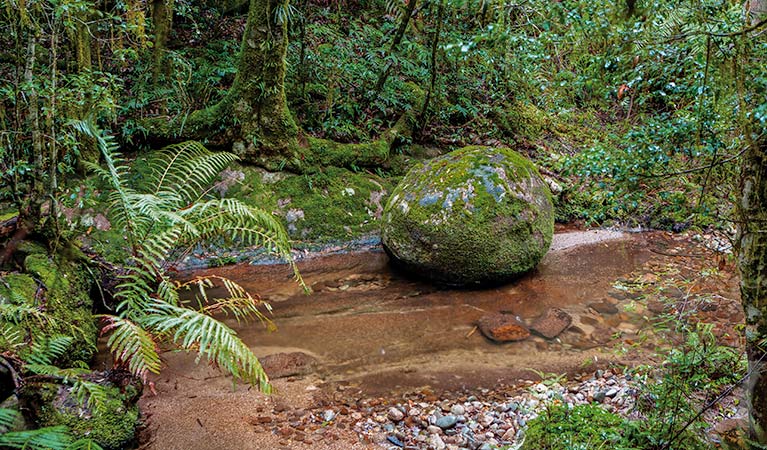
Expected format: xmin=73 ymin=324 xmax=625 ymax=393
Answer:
xmin=381 ymin=146 xmax=554 ymax=286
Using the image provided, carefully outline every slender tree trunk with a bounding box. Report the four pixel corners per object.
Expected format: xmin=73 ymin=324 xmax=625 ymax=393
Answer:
xmin=738 ymin=137 xmax=767 ymax=447
xmin=419 ymin=0 xmax=444 ymax=128
xmin=375 ymin=0 xmax=419 ymax=92
xmin=737 ymin=1 xmax=767 ymax=445
xmin=151 ymin=0 xmax=174 ymax=84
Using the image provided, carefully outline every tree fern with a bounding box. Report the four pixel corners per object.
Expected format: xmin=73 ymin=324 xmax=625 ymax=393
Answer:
xmin=72 ymin=119 xmax=303 ymax=390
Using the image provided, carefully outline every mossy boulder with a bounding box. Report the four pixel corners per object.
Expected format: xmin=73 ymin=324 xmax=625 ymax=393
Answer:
xmin=381 ymin=146 xmax=554 ymax=286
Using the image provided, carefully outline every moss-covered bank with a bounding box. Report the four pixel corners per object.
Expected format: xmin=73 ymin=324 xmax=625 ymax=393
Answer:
xmin=0 ymin=243 xmax=97 ymax=366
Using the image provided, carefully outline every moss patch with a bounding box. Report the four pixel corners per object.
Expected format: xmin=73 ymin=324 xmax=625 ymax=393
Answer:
xmin=34 ymin=382 xmax=139 ymax=449
xmin=0 ymin=247 xmax=97 ymax=365
xmin=223 ymin=164 xmax=398 ymax=243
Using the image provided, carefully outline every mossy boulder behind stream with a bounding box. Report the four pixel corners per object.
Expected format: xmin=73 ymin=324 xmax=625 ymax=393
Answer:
xmin=381 ymin=146 xmax=554 ymax=286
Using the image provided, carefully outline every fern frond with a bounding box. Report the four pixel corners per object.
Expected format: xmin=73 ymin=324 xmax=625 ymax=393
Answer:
xmin=101 ymin=315 xmax=162 ymax=381
xmin=144 ymin=141 xmax=238 ymax=206
xmin=182 ymin=198 xmax=305 ymax=289
xmin=65 ymin=439 xmax=105 ymax=450
xmin=181 ymin=275 xmax=273 ymax=326
xmin=72 ymin=119 xmax=140 ymax=250
xmin=0 ymin=426 xmax=73 ymax=450
xmin=0 ymin=302 xmax=51 ymax=327
xmin=26 ymin=336 xmax=74 ymax=366
xmin=143 ymin=302 xmax=271 ymax=392
xmin=0 ymin=408 xmax=19 ymax=430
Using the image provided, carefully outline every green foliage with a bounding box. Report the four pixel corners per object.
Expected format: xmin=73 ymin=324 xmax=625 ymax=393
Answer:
xmin=623 ymin=323 xmax=746 ymax=449
xmin=522 ymin=404 xmax=627 ymax=450
xmin=0 ymin=408 xmax=103 ymax=450
xmin=74 ymin=120 xmax=302 ymax=391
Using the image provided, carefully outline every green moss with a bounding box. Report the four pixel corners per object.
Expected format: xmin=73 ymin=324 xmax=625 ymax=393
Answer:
xmin=381 ymin=146 xmax=554 ymax=285
xmin=0 ymin=251 xmax=97 ymax=365
xmin=305 ymin=136 xmax=390 ymax=169
xmin=36 ymin=383 xmax=139 ymax=449
xmin=221 ymin=164 xmax=396 ymax=242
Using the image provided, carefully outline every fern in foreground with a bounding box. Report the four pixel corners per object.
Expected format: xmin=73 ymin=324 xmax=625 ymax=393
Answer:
xmin=0 ymin=407 xmax=102 ymax=450
xmin=74 ymin=119 xmax=303 ymax=392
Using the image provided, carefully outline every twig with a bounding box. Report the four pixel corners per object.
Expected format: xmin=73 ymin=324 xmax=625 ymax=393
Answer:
xmin=0 ymin=355 xmax=20 ymax=389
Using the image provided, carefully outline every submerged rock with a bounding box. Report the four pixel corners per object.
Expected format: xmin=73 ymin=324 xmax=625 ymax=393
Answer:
xmin=260 ymin=352 xmax=318 ymax=379
xmin=530 ymin=308 xmax=572 ymax=339
xmin=478 ymin=314 xmax=531 ymax=342
xmin=381 ymin=146 xmax=554 ymax=286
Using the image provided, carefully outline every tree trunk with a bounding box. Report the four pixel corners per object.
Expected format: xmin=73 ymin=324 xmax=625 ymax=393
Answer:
xmin=738 ymin=137 xmax=767 ymax=446
xmin=738 ymin=2 xmax=767 ymax=445
xmin=145 ymin=0 xmax=299 ymax=160
xmin=151 ymin=0 xmax=174 ymax=84
xmin=228 ymin=0 xmax=298 ymax=157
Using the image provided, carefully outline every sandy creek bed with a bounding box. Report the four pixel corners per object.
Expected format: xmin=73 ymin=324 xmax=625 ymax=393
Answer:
xmin=128 ymin=229 xmax=743 ymax=449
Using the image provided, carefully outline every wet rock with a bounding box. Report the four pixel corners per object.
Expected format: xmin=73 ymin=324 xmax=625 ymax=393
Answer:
xmin=530 ymin=308 xmax=572 ymax=339
xmin=450 ymin=404 xmax=465 ymax=416
xmin=478 ymin=314 xmax=531 ymax=342
xmin=435 ymin=415 xmax=459 ymax=429
xmin=260 ymin=352 xmax=318 ymax=379
xmin=588 ymin=300 xmax=619 ymax=315
xmin=590 ymin=325 xmax=615 ymax=345
xmin=381 ymin=146 xmax=554 ymax=286
xmin=647 ymin=300 xmax=666 ymax=314
xmin=387 ymin=435 xmax=405 ymax=447
xmin=429 ymin=433 xmax=447 ymax=450
xmin=593 ymin=391 xmax=607 ymax=403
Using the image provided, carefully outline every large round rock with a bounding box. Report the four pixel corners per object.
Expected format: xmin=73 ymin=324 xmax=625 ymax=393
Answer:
xmin=381 ymin=146 xmax=554 ymax=286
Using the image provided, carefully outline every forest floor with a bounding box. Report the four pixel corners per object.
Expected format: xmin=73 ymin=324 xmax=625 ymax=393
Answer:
xmin=134 ymin=228 xmax=745 ymax=449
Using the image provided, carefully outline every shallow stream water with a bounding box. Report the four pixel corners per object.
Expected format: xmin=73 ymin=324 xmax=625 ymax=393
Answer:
xmin=184 ymin=230 xmax=659 ymax=394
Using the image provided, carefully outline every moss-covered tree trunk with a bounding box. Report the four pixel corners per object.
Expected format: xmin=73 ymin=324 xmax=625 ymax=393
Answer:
xmin=738 ymin=3 xmax=767 ymax=446
xmin=146 ymin=0 xmax=298 ymax=161
xmin=227 ymin=0 xmax=298 ymax=158
xmin=737 ymin=137 xmax=767 ymax=447
xmin=151 ymin=0 xmax=174 ymax=84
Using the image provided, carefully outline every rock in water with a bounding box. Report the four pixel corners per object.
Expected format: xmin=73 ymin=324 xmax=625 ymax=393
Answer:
xmin=530 ymin=308 xmax=572 ymax=339
xmin=381 ymin=146 xmax=554 ymax=286
xmin=478 ymin=313 xmax=531 ymax=342
xmin=259 ymin=352 xmax=318 ymax=379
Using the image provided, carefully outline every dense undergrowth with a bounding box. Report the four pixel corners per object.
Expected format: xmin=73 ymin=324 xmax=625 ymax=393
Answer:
xmin=110 ymin=0 xmax=747 ymax=232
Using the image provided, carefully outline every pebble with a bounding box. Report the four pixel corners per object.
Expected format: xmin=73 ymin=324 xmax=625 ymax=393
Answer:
xmin=435 ymin=415 xmax=459 ymax=429
xmin=450 ymin=404 xmax=465 ymax=415
xmin=429 ymin=434 xmax=446 ymax=450
xmin=593 ymin=391 xmax=607 ymax=403
xmin=427 ymin=425 xmax=442 ymax=435
xmin=388 ymin=407 xmax=405 ymax=422
xmin=323 ymin=410 xmax=336 ymax=422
